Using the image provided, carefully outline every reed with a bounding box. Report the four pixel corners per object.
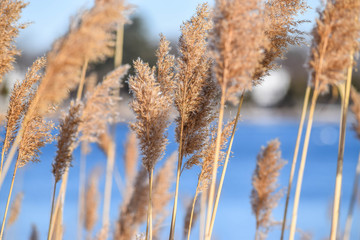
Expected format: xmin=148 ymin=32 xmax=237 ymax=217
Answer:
xmin=0 ymin=0 xmax=27 ymax=83
xmin=289 ymin=1 xmax=360 ymax=238
xmin=251 ymin=139 xmax=286 ymax=240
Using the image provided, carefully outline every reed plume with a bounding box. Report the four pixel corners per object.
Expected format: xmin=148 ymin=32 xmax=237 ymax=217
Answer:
xmin=1 ymin=91 xmax=54 ymax=238
xmin=7 ymin=192 xmax=23 ymax=227
xmin=205 ymin=1 xmax=268 ymax=237
xmin=0 ymin=0 xmax=27 ymax=82
xmin=251 ymin=139 xmax=286 ymax=240
xmin=1 ymin=57 xmax=46 ymax=174
xmin=309 ymin=0 xmax=360 ymax=94
xmin=79 ymin=65 xmax=129 ymax=143
xmin=170 ymin=4 xmax=216 ymax=238
xmin=254 ymin=0 xmax=308 ymax=81
xmin=52 ymin=102 xmax=82 ymax=183
xmin=84 ymin=168 xmax=101 ymax=234
xmin=34 ymin=0 xmax=131 ymax=115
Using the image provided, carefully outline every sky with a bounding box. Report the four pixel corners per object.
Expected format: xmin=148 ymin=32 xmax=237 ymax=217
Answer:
xmin=18 ymin=0 xmax=321 ymax=55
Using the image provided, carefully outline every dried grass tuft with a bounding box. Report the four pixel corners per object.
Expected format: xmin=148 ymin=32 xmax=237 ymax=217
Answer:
xmin=52 ymin=101 xmax=82 ymax=183
xmin=0 ymin=0 xmax=27 ymax=82
xmin=309 ymin=0 xmax=360 ymax=94
xmin=251 ymin=139 xmax=286 ymax=240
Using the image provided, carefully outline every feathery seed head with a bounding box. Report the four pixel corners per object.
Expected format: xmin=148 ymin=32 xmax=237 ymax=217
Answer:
xmin=0 ymin=0 xmax=27 ymax=82
xmin=251 ymin=139 xmax=286 ymax=238
xmin=129 ymin=59 xmax=171 ymax=172
xmin=3 ymin=57 xmax=46 ymax=156
xmin=211 ymin=0 xmax=268 ymax=102
xmin=253 ymin=0 xmax=308 ymax=81
xmin=35 ymin=0 xmax=132 ymax=115
xmin=8 ymin=192 xmax=23 ymax=227
xmin=309 ymin=0 xmax=360 ymax=94
xmin=52 ymin=101 xmax=83 ymax=183
xmin=79 ymin=65 xmax=129 ymax=144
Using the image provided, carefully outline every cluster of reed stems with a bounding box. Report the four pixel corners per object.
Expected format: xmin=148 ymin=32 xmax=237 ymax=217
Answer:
xmin=1 ymin=0 xmax=360 ymax=240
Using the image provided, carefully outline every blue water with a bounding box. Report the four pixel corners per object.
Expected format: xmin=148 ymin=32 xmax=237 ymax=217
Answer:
xmin=1 ymin=118 xmax=360 ymax=240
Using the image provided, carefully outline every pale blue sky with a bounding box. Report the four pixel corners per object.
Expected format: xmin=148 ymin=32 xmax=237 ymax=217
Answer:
xmin=18 ymin=0 xmax=321 ymax=55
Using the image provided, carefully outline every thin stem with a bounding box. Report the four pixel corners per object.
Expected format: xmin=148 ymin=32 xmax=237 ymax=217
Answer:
xmin=0 ymin=133 xmax=21 ymax=190
xmin=330 ymin=56 xmax=353 ymax=240
xmin=147 ymin=169 xmax=154 ymax=240
xmin=280 ymin=85 xmax=311 ymax=240
xmin=49 ymin=168 xmax=69 ymax=238
xmin=77 ymin=146 xmax=87 ymax=240
xmin=114 ymin=23 xmax=124 ymax=68
xmin=169 ymin=113 xmax=185 ymax=240
xmin=0 ymin=137 xmax=7 ymax=178
xmin=343 ymin=152 xmax=360 ymax=240
xmin=47 ymin=182 xmax=57 ymax=240
xmin=0 ymin=160 xmax=18 ymax=239
xmin=205 ymin=90 xmax=226 ymax=239
xmin=187 ymin=183 xmax=200 ymax=240
xmin=207 ymin=93 xmax=244 ymax=239
xmin=289 ymin=88 xmax=319 ymax=240
xmin=102 ymin=141 xmax=116 ymax=229
xmin=77 ymin=58 xmax=89 ymax=101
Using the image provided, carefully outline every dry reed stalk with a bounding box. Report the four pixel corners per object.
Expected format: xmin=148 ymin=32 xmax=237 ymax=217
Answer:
xmin=76 ymin=59 xmax=89 ymax=240
xmin=7 ymin=192 xmax=23 ymax=227
xmin=343 ymin=153 xmax=360 ymax=240
xmin=1 ymin=102 xmax=54 ymax=239
xmin=289 ymin=1 xmax=360 ymax=239
xmin=129 ymin=39 xmax=173 ymax=238
xmin=205 ymin=0 xmax=267 ymax=237
xmin=330 ymin=54 xmax=354 ymax=240
xmin=84 ymin=168 xmax=101 ymax=235
xmin=207 ymin=93 xmax=244 ymax=239
xmin=115 ymin=23 xmax=124 ymax=68
xmin=280 ymin=85 xmax=311 ymax=240
xmin=48 ymin=102 xmax=82 ymax=240
xmin=51 ymin=65 xmax=128 ymax=240
xmin=187 ymin=121 xmax=233 ymax=240
xmin=251 ymin=139 xmax=286 ymax=240
xmin=0 ymin=57 xmax=46 ymax=177
xmin=52 ymin=202 xmax=64 ymax=240
xmin=170 ymin=4 xmax=215 ymax=239
xmin=0 ymin=0 xmax=27 ymax=82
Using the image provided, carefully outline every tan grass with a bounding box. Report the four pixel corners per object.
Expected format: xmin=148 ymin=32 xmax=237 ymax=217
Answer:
xmin=0 ymin=0 xmax=27 ymax=82
xmin=251 ymin=139 xmax=286 ymax=240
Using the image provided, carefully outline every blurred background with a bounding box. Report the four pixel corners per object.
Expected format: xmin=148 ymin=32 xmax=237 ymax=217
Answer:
xmin=1 ymin=0 xmax=360 ymax=239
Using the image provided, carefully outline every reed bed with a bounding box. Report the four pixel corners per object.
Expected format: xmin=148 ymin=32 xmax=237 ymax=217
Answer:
xmin=0 ymin=0 xmax=360 ymax=239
